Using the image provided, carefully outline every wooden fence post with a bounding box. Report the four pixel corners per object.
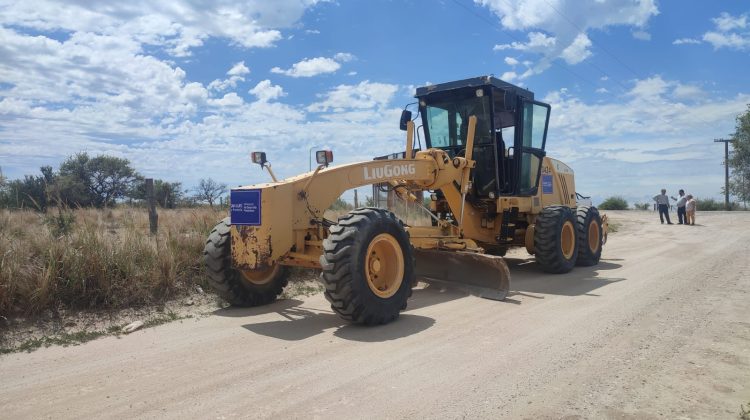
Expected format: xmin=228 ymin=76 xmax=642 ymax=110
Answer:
xmin=354 ymin=189 xmax=359 ymax=208
xmin=146 ymin=178 xmax=158 ymax=235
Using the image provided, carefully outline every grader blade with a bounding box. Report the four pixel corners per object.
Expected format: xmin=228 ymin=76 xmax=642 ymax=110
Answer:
xmin=413 ymin=250 xmax=510 ymax=301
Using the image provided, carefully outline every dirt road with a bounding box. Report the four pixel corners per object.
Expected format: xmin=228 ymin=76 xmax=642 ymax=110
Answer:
xmin=1 ymin=211 xmax=749 ymax=419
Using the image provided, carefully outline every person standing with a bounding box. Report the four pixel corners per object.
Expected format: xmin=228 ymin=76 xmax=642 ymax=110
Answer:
xmin=686 ymin=194 xmax=697 ymax=225
xmin=653 ymin=189 xmax=673 ymax=224
xmin=671 ymin=189 xmax=687 ymax=224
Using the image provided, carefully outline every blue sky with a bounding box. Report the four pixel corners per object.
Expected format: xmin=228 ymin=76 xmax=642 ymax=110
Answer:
xmin=1 ymin=0 xmax=749 ymax=205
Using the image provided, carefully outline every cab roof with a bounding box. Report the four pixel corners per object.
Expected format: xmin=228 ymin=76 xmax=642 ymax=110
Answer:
xmin=414 ymin=76 xmax=534 ymax=101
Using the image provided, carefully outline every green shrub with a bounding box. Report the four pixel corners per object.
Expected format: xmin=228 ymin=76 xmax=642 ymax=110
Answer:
xmin=633 ymin=202 xmax=651 ymax=210
xmin=695 ymin=198 xmax=742 ymax=211
xmin=598 ymin=196 xmax=629 ymax=210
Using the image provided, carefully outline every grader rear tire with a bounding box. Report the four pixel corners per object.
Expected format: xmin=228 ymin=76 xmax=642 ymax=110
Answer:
xmin=534 ymin=206 xmax=578 ymax=274
xmin=575 ymin=206 xmax=603 ymax=266
xmin=320 ymin=208 xmax=415 ymax=325
xmin=203 ymin=217 xmax=288 ymax=306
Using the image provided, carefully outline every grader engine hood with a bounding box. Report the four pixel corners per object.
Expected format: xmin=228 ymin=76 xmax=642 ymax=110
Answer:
xmin=229 ymin=185 xmax=294 ymax=271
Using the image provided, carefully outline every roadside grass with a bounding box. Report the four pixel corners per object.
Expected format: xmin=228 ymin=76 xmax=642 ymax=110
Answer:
xmin=0 ymin=207 xmax=224 ymax=318
xmin=0 ymin=311 xmax=192 ymax=355
xmin=607 ymin=220 xmax=621 ymax=233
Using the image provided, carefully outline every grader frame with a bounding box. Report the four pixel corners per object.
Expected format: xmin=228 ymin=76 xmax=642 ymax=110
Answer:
xmin=205 ymin=76 xmax=606 ymax=325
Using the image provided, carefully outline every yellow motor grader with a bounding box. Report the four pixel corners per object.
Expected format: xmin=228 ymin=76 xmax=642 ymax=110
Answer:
xmin=204 ymin=76 xmax=606 ymax=325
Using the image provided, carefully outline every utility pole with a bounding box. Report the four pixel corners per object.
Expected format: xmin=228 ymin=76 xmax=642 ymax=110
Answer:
xmin=714 ymin=138 xmax=732 ymax=210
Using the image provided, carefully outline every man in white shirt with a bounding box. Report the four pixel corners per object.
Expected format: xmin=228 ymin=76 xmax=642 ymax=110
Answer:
xmin=671 ymin=189 xmax=687 ymax=224
xmin=653 ymin=189 xmax=673 ymax=224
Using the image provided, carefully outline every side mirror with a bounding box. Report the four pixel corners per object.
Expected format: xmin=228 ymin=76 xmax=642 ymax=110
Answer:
xmin=399 ymin=110 xmax=412 ymax=131
xmin=315 ymin=150 xmax=333 ymax=167
xmin=251 ymin=151 xmax=267 ymax=166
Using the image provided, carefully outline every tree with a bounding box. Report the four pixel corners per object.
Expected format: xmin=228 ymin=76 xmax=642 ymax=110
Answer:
xmin=131 ymin=179 xmax=183 ymax=208
xmin=193 ymin=178 xmax=226 ymax=207
xmin=729 ymin=105 xmax=750 ymax=204
xmin=57 ymin=152 xmax=96 ymax=206
xmin=86 ymin=155 xmax=140 ymax=207
xmin=57 ymin=152 xmax=140 ymax=207
xmin=1 ymin=175 xmax=48 ymax=210
xmin=598 ymin=196 xmax=629 ymax=210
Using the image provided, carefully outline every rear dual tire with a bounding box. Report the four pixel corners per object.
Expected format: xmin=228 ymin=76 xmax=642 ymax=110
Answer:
xmin=534 ymin=206 xmax=578 ymax=274
xmin=320 ymin=208 xmax=415 ymax=325
xmin=575 ymin=206 xmax=603 ymax=266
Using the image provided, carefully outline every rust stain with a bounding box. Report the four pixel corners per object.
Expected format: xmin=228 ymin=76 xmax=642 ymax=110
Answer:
xmin=233 ymin=226 xmax=273 ymax=271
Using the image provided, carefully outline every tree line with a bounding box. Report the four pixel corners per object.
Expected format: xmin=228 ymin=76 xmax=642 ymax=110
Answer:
xmin=0 ymin=152 xmax=228 ymax=210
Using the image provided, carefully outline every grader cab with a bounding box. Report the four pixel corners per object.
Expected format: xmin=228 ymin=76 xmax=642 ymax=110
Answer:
xmin=203 ymin=76 xmax=606 ymax=325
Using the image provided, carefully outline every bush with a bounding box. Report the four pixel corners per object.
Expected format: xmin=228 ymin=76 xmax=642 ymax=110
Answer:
xmin=598 ymin=196 xmax=629 ymax=210
xmin=695 ymin=198 xmax=742 ymax=211
xmin=633 ymin=202 xmax=651 ymax=211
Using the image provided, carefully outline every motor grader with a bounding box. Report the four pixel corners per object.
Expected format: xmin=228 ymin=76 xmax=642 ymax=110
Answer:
xmin=203 ymin=76 xmax=606 ymax=325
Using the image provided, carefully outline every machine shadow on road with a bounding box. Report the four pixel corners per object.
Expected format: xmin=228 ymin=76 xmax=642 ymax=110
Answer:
xmin=212 ymin=299 xmax=306 ymax=318
xmin=505 ymin=257 xmax=625 ymax=297
xmin=230 ymin=288 xmax=454 ymax=342
xmin=240 ymin=305 xmax=435 ymax=342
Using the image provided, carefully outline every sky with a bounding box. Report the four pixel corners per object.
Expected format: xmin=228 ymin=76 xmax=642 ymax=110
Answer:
xmin=1 ymin=0 xmax=749 ymax=206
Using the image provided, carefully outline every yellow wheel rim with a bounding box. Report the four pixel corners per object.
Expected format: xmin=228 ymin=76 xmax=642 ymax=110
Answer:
xmin=365 ymin=233 xmax=404 ymax=298
xmin=588 ymin=220 xmax=600 ymax=254
xmin=561 ymin=221 xmax=576 ymax=260
xmin=240 ymin=264 xmax=279 ymax=285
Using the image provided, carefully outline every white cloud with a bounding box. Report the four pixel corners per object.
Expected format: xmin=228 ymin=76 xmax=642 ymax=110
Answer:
xmin=307 ymin=81 xmax=399 ymax=112
xmin=595 ymin=87 xmax=609 ymax=94
xmin=703 ymin=31 xmax=750 ymax=50
xmin=480 ymin=0 xmax=658 ymax=76
xmin=0 ymin=0 xmax=323 ymax=57
xmin=227 ymin=61 xmax=250 ymax=76
xmin=500 ymin=71 xmax=518 ymax=81
xmin=208 ymin=61 xmax=251 ymax=91
xmin=676 ymin=12 xmax=750 ymax=51
xmin=504 ymin=56 xmax=520 ymax=66
xmin=271 ymin=52 xmax=356 ymax=78
xmin=208 ymin=92 xmax=244 ymax=108
xmin=713 ymin=12 xmax=747 ymax=32
xmin=249 ymin=80 xmax=286 ymax=102
xmin=494 ymin=31 xmax=556 ymax=52
xmin=540 ymin=78 xmax=749 ymax=204
xmin=560 ymin=33 xmax=592 ymax=64
xmin=632 ymin=30 xmax=651 ymax=41
xmin=334 ymin=52 xmax=356 ymax=62
xmin=672 ymin=84 xmax=703 ymax=100
xmin=271 ymin=57 xmax=340 ymax=77
xmin=673 ymin=38 xmax=701 ymax=45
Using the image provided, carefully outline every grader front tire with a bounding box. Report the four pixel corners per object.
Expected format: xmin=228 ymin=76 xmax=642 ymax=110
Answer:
xmin=319 ymin=208 xmax=415 ymax=325
xmin=534 ymin=206 xmax=578 ymax=274
xmin=203 ymin=217 xmax=288 ymax=306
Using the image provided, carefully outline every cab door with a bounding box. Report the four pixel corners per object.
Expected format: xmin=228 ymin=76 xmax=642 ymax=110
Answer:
xmin=515 ymin=99 xmax=550 ymax=196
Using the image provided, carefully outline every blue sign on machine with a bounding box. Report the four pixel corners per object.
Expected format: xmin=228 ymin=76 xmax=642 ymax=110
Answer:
xmin=230 ymin=189 xmax=262 ymax=226
xmin=542 ymin=174 xmax=553 ymax=194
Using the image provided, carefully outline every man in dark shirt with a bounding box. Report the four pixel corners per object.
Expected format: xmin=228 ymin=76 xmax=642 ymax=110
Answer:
xmin=671 ymin=189 xmax=687 ymax=224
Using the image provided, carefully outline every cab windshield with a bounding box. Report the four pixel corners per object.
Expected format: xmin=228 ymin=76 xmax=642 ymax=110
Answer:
xmin=422 ymin=92 xmax=492 ymax=151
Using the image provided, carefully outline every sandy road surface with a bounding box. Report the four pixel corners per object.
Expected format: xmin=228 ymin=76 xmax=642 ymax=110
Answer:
xmin=1 ymin=211 xmax=749 ymax=419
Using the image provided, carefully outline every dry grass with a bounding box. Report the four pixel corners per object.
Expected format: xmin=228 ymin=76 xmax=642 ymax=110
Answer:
xmin=0 ymin=206 xmax=225 ymax=318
